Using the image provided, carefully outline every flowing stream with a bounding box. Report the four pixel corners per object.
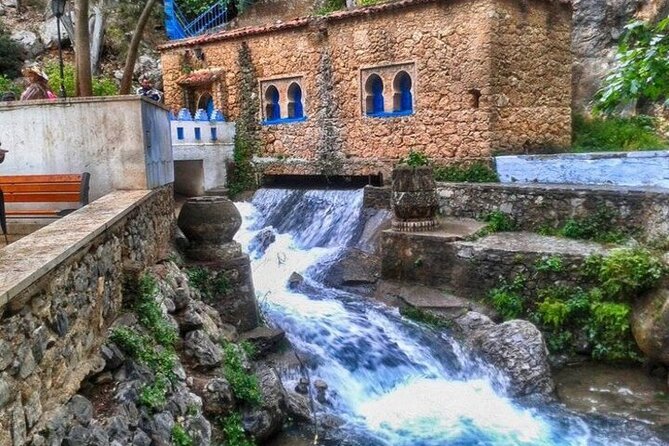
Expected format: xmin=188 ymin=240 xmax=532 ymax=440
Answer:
xmin=235 ymin=188 xmax=666 ymax=446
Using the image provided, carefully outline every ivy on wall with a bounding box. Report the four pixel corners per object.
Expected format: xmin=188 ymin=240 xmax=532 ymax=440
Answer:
xmin=228 ymin=41 xmax=261 ymax=197
xmin=314 ymin=49 xmax=344 ymax=177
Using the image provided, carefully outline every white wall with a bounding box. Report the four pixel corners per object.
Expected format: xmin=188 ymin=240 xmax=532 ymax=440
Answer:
xmin=0 ymin=96 xmax=174 ymax=201
xmin=495 ymin=151 xmax=669 ymax=188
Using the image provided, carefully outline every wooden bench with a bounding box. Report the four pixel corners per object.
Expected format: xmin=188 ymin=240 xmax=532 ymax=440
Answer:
xmin=0 ymin=173 xmax=91 ymax=218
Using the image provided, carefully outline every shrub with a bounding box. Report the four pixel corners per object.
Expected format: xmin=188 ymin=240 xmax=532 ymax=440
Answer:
xmin=221 ymin=413 xmax=255 ymax=446
xmin=399 ymin=149 xmax=430 ymax=167
xmin=139 ymin=375 xmax=169 ymax=411
xmin=433 ymin=162 xmax=499 ymax=183
xmin=0 ymin=74 xmax=20 ymax=96
xmin=488 ymin=276 xmax=526 ymax=320
xmin=134 ymin=275 xmax=178 ymax=348
xmin=482 ymin=211 xmax=516 ymax=233
xmin=44 ymin=62 xmax=118 ymax=98
xmin=171 ymin=424 xmax=193 ymax=446
xmin=585 ymin=247 xmax=665 ymax=300
xmin=187 ymin=266 xmax=230 ymax=301
xmin=572 ymin=113 xmax=667 ymax=152
xmin=222 ymin=343 xmax=262 ymax=406
xmin=558 ymin=207 xmax=628 ymax=244
xmin=589 ymin=301 xmax=639 ymax=361
xmin=316 ymin=0 xmax=345 ymax=15
xmin=535 ymin=255 xmax=564 ymax=273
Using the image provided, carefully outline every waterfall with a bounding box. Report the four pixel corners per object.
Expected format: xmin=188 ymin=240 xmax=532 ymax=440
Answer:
xmin=235 ymin=188 xmax=665 ymax=446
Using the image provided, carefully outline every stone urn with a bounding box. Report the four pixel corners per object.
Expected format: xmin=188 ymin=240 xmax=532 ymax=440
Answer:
xmin=391 ymin=165 xmax=439 ymax=232
xmin=177 ymin=196 xmax=243 ymax=261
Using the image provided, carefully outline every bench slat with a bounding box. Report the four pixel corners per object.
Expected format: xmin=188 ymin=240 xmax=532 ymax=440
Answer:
xmin=0 ymin=174 xmax=84 ymax=185
xmin=0 ymin=183 xmax=81 ymax=193
xmin=6 ymin=210 xmax=60 ymax=216
xmin=4 ymin=192 xmax=81 ymax=203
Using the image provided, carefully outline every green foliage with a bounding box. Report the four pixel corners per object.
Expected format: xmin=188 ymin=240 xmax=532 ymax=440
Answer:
xmin=229 ymin=42 xmax=260 ymax=198
xmin=400 ymin=306 xmax=451 ymax=329
xmin=316 ymin=0 xmax=345 ymax=15
xmin=221 ymin=413 xmax=255 ymax=446
xmin=572 ymin=113 xmax=667 ymax=152
xmin=433 ymin=162 xmax=499 ymax=183
xmin=139 ymin=375 xmax=169 ymax=411
xmin=171 ymin=423 xmax=194 ymax=446
xmin=358 ymin=0 xmax=384 ymax=5
xmin=135 ymin=275 xmax=178 ymax=348
xmin=535 ymin=256 xmax=564 ymax=273
xmin=585 ymin=247 xmax=665 ymax=300
xmin=488 ymin=276 xmax=526 ymax=320
xmin=399 ymin=149 xmax=430 ymax=167
xmin=44 ymin=62 xmax=119 ymax=98
xmin=239 ymin=340 xmax=257 ymax=360
xmin=187 ymin=267 xmax=229 ymax=301
xmin=0 ymin=24 xmax=24 ymax=79
xmin=589 ymin=301 xmax=639 ymax=361
xmin=109 ymin=327 xmax=177 ymax=377
xmin=475 ymin=211 xmax=516 ymax=237
xmin=178 ymin=0 xmax=220 ymax=18
xmin=0 ymin=74 xmax=20 ymax=96
xmin=594 ymin=18 xmax=669 ymax=114
xmin=222 ymin=343 xmax=262 ymax=406
xmin=558 ymin=207 xmax=628 ymax=244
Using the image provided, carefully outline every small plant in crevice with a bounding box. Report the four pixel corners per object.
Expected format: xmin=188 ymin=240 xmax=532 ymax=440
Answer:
xmin=557 ymin=207 xmax=629 ymax=244
xmin=187 ymin=266 xmax=230 ymax=301
xmin=398 ymin=149 xmax=430 ymax=167
xmin=134 ymin=275 xmax=178 ymax=348
xmin=139 ymin=375 xmax=170 ymax=411
xmin=473 ymin=211 xmax=517 ymax=239
xmin=400 ymin=306 xmax=451 ymax=329
xmin=222 ymin=343 xmax=262 ymax=406
xmin=221 ymin=412 xmax=255 ymax=446
xmin=487 ymin=275 xmax=526 ymax=320
xmin=433 ymin=161 xmax=499 ymax=183
xmin=584 ymin=247 xmax=665 ymax=300
xmin=171 ymin=423 xmax=194 ymax=446
xmin=535 ymin=255 xmax=564 ymax=273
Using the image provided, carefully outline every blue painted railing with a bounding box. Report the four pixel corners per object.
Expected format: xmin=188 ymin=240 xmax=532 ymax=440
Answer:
xmin=165 ymin=0 xmax=229 ymax=40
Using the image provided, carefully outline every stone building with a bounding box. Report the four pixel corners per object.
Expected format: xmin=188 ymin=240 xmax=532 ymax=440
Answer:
xmin=159 ymin=0 xmax=572 ymax=183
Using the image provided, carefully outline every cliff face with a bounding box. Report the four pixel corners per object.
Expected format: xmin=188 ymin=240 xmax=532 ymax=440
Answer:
xmin=572 ymin=0 xmax=669 ymax=111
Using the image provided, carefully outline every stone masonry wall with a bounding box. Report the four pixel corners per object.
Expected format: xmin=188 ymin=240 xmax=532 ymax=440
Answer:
xmin=160 ymin=0 xmax=571 ymax=180
xmin=0 ymin=186 xmax=174 ymax=446
xmin=437 ymin=182 xmax=669 ymax=241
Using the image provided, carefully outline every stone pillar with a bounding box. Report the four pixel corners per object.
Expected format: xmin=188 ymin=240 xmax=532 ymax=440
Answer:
xmin=390 ymin=165 xmax=439 ymax=232
xmin=177 ymin=196 xmax=259 ymax=331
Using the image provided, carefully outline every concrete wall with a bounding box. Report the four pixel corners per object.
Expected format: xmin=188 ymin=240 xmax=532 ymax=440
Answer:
xmin=495 ymin=150 xmax=669 ymax=188
xmin=0 ymin=186 xmax=174 ymax=446
xmin=0 ymin=96 xmax=174 ymax=202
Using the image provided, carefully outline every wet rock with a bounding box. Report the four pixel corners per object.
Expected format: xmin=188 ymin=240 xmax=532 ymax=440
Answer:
xmin=632 ymin=287 xmax=669 ymax=365
xmin=452 ymin=311 xmax=495 ymax=335
xmin=286 ymin=391 xmax=312 ymax=422
xmin=295 ymin=377 xmax=309 ymax=395
xmin=288 ymin=272 xmax=304 ymax=290
xmin=321 ymin=248 xmax=380 ymax=288
xmin=314 ymin=379 xmax=328 ymax=404
xmin=240 ymin=326 xmax=285 ymax=356
xmin=471 ymin=320 xmax=554 ymax=396
xmin=183 ymin=330 xmax=222 ymax=369
xmin=249 ymin=228 xmax=276 ymax=258
xmin=201 ymin=377 xmax=235 ymax=416
xmin=242 ymin=365 xmax=288 ymax=441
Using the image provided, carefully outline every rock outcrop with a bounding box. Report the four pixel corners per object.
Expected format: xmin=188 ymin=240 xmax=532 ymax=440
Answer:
xmin=632 ymin=286 xmax=669 ymax=365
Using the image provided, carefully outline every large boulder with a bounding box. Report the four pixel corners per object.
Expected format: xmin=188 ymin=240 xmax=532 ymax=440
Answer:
xmin=39 ymin=15 xmax=72 ymax=49
xmin=631 ymin=287 xmax=669 ymax=365
xmin=321 ymin=248 xmax=380 ymax=289
xmin=10 ymin=30 xmax=42 ymax=58
xmin=470 ymin=319 xmax=554 ymax=397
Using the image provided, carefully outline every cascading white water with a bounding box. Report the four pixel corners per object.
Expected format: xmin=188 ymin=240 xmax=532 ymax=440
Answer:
xmin=235 ymin=188 xmax=665 ymax=446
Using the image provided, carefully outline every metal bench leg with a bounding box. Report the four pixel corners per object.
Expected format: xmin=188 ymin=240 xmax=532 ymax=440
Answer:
xmin=0 ymin=189 xmax=7 ymax=245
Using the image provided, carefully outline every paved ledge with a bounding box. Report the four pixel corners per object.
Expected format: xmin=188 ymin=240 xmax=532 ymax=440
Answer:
xmin=0 ymin=190 xmax=153 ymax=309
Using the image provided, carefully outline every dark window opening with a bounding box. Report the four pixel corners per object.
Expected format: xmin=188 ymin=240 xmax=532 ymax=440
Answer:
xmin=287 ymin=82 xmax=304 ymax=119
xmin=468 ymin=88 xmax=481 ymax=109
xmin=264 ymin=85 xmax=281 ymax=121
xmin=365 ymin=74 xmax=385 ymax=115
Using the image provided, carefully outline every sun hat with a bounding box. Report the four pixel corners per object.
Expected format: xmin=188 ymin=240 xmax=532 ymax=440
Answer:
xmin=22 ymin=66 xmax=49 ymax=81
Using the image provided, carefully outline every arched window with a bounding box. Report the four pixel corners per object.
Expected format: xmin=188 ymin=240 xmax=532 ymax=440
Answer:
xmin=264 ymin=85 xmax=281 ymax=121
xmin=287 ymin=82 xmax=304 ymax=119
xmin=365 ymin=74 xmax=385 ymax=115
xmin=393 ymin=71 xmax=413 ymax=113
xmin=197 ymin=92 xmax=215 ymax=118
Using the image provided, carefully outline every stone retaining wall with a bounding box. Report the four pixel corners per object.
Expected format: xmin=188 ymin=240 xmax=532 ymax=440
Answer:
xmin=0 ymin=186 xmax=174 ymax=446
xmin=362 ymin=185 xmax=391 ymax=210
xmin=438 ymin=182 xmax=669 ymax=241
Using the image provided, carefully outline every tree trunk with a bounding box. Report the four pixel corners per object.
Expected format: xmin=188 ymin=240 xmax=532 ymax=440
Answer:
xmin=119 ymin=0 xmax=158 ymax=95
xmin=89 ymin=3 xmax=106 ymax=75
xmin=75 ymin=0 xmax=93 ymax=96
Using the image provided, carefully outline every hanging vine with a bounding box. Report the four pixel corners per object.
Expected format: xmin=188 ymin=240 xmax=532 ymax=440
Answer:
xmin=228 ymin=41 xmax=261 ymax=197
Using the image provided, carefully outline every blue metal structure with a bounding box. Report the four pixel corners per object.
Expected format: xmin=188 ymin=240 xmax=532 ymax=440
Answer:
xmin=165 ymin=0 xmax=229 ymax=40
